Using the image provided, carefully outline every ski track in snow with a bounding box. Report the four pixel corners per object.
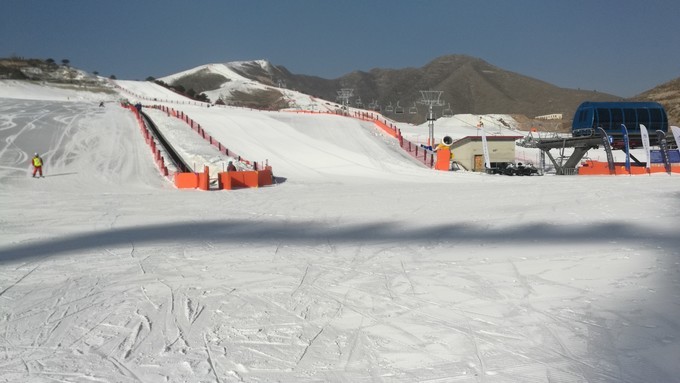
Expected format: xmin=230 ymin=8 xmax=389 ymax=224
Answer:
xmin=1 ymin=86 xmax=680 ymax=382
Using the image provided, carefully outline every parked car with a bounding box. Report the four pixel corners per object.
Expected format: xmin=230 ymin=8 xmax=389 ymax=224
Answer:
xmin=486 ymin=162 xmax=540 ymax=176
xmin=515 ymin=162 xmax=539 ymax=176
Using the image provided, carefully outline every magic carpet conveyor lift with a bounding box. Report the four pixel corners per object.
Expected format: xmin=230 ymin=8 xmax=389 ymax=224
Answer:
xmin=140 ymin=111 xmax=192 ymax=173
xmin=532 ymin=101 xmax=674 ymax=175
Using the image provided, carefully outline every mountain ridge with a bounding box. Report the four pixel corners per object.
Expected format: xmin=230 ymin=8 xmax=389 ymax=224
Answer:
xmin=161 ymin=55 xmax=622 ymax=124
xmin=2 ymin=55 xmax=678 ymax=125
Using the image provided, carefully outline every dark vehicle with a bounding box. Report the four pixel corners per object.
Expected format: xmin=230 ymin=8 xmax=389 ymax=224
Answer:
xmin=503 ymin=163 xmax=518 ymax=176
xmin=515 ymin=162 xmax=539 ymax=176
xmin=485 ymin=162 xmax=510 ymax=175
xmin=486 ymin=162 xmax=539 ymax=176
xmin=572 ymin=102 xmax=668 ymax=147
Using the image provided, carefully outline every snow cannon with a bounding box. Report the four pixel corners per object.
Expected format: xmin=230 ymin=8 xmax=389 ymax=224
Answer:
xmin=435 ymin=136 xmax=455 ymax=171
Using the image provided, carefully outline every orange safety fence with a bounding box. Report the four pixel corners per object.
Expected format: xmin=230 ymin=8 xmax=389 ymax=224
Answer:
xmin=122 ymin=103 xmax=171 ymax=178
xmin=286 ymin=109 xmax=434 ymax=168
xmin=147 ymin=105 xmax=263 ymax=171
xmin=174 ymin=172 xmax=199 ymax=189
xmin=578 ymin=160 xmax=680 ymax=175
xmin=219 ymin=167 xmax=273 ymax=190
xmin=175 ymin=167 xmax=273 ymax=190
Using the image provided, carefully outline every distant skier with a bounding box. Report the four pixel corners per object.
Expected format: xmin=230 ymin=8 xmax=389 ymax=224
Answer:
xmin=226 ymin=161 xmax=237 ymax=172
xmin=31 ymin=153 xmax=44 ymax=178
xmin=99 ymin=101 xmax=104 ymax=107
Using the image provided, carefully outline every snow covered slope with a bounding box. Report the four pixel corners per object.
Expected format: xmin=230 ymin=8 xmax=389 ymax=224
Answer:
xmin=158 ymin=104 xmax=431 ymax=184
xmin=2 ymin=81 xmax=680 ymax=382
xmin=159 ymin=61 xmax=270 ymax=90
xmin=157 ymin=61 xmax=337 ymax=111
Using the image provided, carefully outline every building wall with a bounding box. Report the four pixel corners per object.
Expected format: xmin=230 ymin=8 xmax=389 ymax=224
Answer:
xmin=535 ymin=113 xmax=563 ymax=120
xmin=453 ymin=141 xmax=517 ymax=171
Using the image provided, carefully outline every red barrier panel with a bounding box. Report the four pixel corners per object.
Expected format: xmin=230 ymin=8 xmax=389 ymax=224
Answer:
xmin=241 ymin=171 xmax=259 ymax=187
xmin=578 ymin=160 xmax=680 ymax=175
xmin=175 ymin=172 xmax=199 ymax=189
xmin=198 ymin=166 xmax=210 ymax=190
xmin=219 ymin=172 xmax=248 ymax=190
xmin=258 ymin=167 xmax=273 ymax=186
xmin=218 ymin=169 xmax=273 ymax=190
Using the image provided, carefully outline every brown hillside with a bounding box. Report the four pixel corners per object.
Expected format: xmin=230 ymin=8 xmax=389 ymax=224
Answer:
xmin=635 ymin=77 xmax=680 ymax=126
xmin=273 ymin=55 xmax=621 ymax=124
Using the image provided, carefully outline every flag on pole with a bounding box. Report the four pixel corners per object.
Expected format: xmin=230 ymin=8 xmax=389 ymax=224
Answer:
xmin=656 ymin=130 xmax=671 ymax=174
xmin=480 ymin=129 xmax=491 ymax=170
xmin=597 ymin=127 xmax=615 ymax=174
xmin=672 ymin=126 xmax=680 ymax=150
xmin=621 ymin=124 xmax=631 ymax=172
xmin=640 ymin=124 xmax=651 ymax=171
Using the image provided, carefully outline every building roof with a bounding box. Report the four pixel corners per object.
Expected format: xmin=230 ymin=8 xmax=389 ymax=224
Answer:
xmin=451 ymin=135 xmax=523 ymax=148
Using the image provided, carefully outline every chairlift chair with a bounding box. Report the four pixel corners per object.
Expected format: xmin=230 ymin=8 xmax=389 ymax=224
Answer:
xmin=442 ymin=104 xmax=453 ymax=117
xmin=385 ymin=102 xmax=394 ymax=113
xmin=355 ymin=97 xmax=363 ymax=108
xmin=395 ymin=101 xmax=404 ymax=114
xmin=408 ymin=102 xmax=418 ymax=114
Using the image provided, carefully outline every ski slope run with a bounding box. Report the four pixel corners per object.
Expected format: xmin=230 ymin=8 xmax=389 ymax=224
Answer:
xmin=147 ymin=104 xmax=434 ymax=184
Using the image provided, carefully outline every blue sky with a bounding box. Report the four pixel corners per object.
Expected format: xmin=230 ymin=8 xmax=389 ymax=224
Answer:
xmin=3 ymin=0 xmax=680 ymax=97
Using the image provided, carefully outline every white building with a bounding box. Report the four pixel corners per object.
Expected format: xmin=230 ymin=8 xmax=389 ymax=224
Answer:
xmin=534 ymin=113 xmax=563 ymax=120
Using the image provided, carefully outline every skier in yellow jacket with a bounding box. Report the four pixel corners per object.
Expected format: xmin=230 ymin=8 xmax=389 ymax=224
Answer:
xmin=31 ymin=153 xmax=43 ymax=178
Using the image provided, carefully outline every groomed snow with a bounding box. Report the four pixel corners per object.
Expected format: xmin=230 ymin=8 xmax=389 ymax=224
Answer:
xmin=1 ymin=80 xmax=680 ymax=382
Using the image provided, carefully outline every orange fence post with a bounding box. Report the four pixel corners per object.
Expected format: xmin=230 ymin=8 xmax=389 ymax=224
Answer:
xmin=218 ymin=172 xmax=232 ymax=190
xmin=198 ymin=166 xmax=210 ymax=190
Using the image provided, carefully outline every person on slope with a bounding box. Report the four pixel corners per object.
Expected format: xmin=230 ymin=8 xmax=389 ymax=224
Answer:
xmin=226 ymin=161 xmax=237 ymax=172
xmin=31 ymin=153 xmax=44 ymax=178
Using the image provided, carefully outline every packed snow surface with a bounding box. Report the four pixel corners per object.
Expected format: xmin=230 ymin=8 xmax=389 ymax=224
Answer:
xmin=1 ymin=79 xmax=680 ymax=382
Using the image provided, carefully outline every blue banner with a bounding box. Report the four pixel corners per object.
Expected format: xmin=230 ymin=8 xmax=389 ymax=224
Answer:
xmin=650 ymin=150 xmax=680 ymax=163
xmin=621 ymin=124 xmax=630 ymax=172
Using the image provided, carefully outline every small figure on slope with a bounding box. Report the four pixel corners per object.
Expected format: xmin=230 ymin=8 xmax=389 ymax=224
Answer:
xmin=31 ymin=153 xmax=44 ymax=178
xmin=226 ymin=161 xmax=237 ymax=172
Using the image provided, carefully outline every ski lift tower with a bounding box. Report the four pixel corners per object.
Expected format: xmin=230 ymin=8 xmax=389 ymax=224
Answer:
xmin=336 ymin=88 xmax=354 ymax=116
xmin=418 ymin=90 xmax=445 ymax=146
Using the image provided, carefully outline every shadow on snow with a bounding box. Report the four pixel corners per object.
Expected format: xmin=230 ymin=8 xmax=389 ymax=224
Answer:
xmin=1 ymin=219 xmax=678 ymax=264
